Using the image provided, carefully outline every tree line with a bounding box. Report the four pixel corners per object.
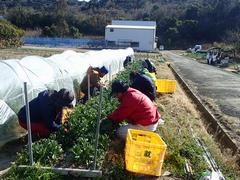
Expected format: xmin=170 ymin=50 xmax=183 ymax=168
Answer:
xmin=0 ymin=0 xmax=240 ymax=49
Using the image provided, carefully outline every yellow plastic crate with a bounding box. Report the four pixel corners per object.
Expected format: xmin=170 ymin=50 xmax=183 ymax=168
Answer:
xmin=125 ymin=129 xmax=167 ymax=176
xmin=155 ymin=79 xmax=176 ymax=93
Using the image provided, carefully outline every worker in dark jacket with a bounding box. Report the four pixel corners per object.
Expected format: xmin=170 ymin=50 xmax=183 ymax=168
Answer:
xmin=129 ymin=71 xmax=156 ymax=101
xmin=18 ymin=88 xmax=74 ymax=137
xmin=107 ymin=80 xmax=161 ymax=140
xmin=80 ymin=66 xmax=108 ymax=103
xmin=142 ymin=59 xmax=157 ymax=74
xmin=123 ymin=56 xmax=132 ymax=68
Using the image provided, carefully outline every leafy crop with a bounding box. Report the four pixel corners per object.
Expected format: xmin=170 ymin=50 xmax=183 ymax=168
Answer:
xmin=15 ymin=139 xmax=63 ymax=166
xmin=71 ymin=135 xmax=110 ymax=168
xmin=114 ymin=60 xmax=142 ymax=83
xmin=55 ymin=93 xmax=118 ymax=149
xmin=2 ymin=164 xmax=64 ymax=180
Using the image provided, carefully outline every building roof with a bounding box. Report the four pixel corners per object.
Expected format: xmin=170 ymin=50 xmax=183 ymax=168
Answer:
xmin=112 ymin=20 xmax=156 ymax=27
xmin=106 ymin=25 xmax=155 ymax=30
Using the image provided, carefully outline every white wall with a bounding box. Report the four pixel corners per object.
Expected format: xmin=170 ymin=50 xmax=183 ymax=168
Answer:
xmin=105 ymin=28 xmax=155 ymax=51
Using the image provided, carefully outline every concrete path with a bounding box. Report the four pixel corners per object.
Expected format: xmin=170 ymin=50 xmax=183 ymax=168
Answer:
xmin=162 ymin=51 xmax=240 ymax=143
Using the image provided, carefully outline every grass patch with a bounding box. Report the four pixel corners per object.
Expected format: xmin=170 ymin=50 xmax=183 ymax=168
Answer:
xmin=184 ymin=52 xmax=207 ymax=63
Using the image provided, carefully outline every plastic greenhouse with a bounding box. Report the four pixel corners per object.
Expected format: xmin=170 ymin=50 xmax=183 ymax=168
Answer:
xmin=0 ymin=48 xmax=134 ymax=146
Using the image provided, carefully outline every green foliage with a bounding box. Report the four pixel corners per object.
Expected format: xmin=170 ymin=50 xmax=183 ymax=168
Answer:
xmin=15 ymin=139 xmax=63 ymax=166
xmin=180 ymin=141 xmax=207 ymax=179
xmin=185 ymin=52 xmax=207 ymax=62
xmin=70 ymin=26 xmax=82 ymax=38
xmin=55 ymin=94 xmax=118 ymax=149
xmin=114 ymin=60 xmax=142 ymax=83
xmin=2 ymin=0 xmax=239 ymax=48
xmin=0 ymin=20 xmax=24 ymax=48
xmin=158 ymin=114 xmax=208 ymax=179
xmin=71 ymin=135 xmax=110 ymax=168
xmin=0 ymin=20 xmax=23 ymax=38
xmin=2 ymin=165 xmax=63 ymax=180
xmin=224 ymin=29 xmax=240 ymax=53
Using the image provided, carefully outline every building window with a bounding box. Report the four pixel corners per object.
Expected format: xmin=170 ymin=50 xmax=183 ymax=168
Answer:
xmin=110 ymin=28 xmax=114 ymax=32
xmin=107 ymin=41 xmax=116 ymax=46
xmin=118 ymin=41 xmax=131 ymax=47
xmin=130 ymin=42 xmax=139 ymax=47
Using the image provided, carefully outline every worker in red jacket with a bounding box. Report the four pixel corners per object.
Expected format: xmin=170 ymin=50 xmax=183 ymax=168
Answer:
xmin=107 ymin=80 xmax=161 ymax=140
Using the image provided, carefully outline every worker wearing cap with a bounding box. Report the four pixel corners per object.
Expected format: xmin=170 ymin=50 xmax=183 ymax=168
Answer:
xmin=123 ymin=56 xmax=132 ymax=68
xmin=142 ymin=59 xmax=157 ymax=74
xmin=107 ymin=80 xmax=161 ymax=140
xmin=129 ymin=71 xmax=156 ymax=101
xmin=80 ymin=66 xmax=108 ymax=103
xmin=17 ymin=88 xmax=74 ymax=137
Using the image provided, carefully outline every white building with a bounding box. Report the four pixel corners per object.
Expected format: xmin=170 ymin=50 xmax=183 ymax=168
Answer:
xmin=105 ymin=20 xmax=157 ymax=51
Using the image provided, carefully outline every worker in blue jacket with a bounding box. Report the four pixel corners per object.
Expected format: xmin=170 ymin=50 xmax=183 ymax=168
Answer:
xmin=18 ymin=88 xmax=74 ymax=137
xmin=129 ymin=71 xmax=156 ymax=101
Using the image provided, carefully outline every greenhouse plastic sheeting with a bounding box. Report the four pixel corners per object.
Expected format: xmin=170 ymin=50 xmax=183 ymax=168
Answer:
xmin=0 ymin=48 xmax=134 ymax=146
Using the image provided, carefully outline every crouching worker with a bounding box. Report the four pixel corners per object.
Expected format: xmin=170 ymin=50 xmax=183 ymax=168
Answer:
xmin=129 ymin=71 xmax=156 ymax=101
xmin=18 ymin=88 xmax=74 ymax=138
xmin=80 ymin=66 xmax=108 ymax=103
xmin=123 ymin=56 xmax=132 ymax=68
xmin=142 ymin=59 xmax=157 ymax=74
xmin=106 ymin=80 xmax=161 ymax=140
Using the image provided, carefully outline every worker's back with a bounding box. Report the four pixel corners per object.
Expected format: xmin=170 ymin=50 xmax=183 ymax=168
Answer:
xmin=131 ymin=73 xmax=156 ymax=101
xmin=108 ymin=87 xmax=160 ymax=126
xmin=80 ymin=69 xmax=100 ymax=93
xmin=142 ymin=68 xmax=157 ymax=82
xmin=17 ymin=90 xmax=57 ymax=127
